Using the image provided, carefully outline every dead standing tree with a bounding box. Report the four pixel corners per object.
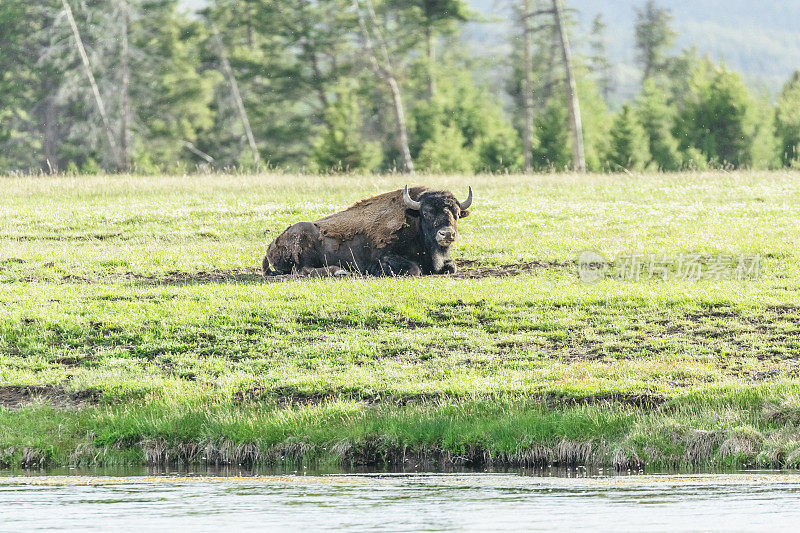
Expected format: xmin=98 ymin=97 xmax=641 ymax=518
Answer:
xmin=213 ymin=28 xmax=261 ymax=172
xmin=351 ymin=0 xmax=414 ymax=174
xmin=519 ymin=0 xmax=534 ymax=172
xmin=520 ymin=0 xmax=586 ymax=172
xmin=119 ymin=0 xmax=131 ymax=172
xmin=61 ymin=0 xmax=121 ymax=169
xmin=552 ymin=0 xmax=585 ymax=172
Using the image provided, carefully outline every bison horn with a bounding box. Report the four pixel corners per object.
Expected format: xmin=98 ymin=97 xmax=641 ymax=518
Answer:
xmin=403 ymin=185 xmax=421 ymax=210
xmin=459 ymin=186 xmax=473 ymax=210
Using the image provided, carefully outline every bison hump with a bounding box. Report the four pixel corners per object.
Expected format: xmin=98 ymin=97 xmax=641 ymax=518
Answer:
xmin=314 ymin=187 xmax=427 ymax=248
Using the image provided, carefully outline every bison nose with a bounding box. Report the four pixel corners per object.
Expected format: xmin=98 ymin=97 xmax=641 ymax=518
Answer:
xmin=436 ymin=228 xmax=456 ymax=245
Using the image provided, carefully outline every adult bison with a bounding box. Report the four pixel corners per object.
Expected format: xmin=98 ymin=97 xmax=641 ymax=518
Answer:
xmin=263 ymin=185 xmax=473 ymax=277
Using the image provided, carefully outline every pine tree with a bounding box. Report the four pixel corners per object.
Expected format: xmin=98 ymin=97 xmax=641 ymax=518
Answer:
xmin=532 ymin=102 xmax=571 ymax=170
xmin=508 ymin=0 xmax=580 ymax=169
xmin=677 ymin=65 xmax=755 ymax=168
xmin=634 ymin=1 xmax=676 ymax=81
xmin=202 ymin=0 xmax=357 ymax=170
xmin=417 ymin=124 xmax=477 ymax=173
xmin=132 ymin=1 xmax=216 ymax=171
xmin=0 ymin=0 xmax=69 ymax=172
xmin=635 ymin=79 xmax=682 ymax=170
xmin=576 ymin=73 xmax=611 ymax=172
xmin=45 ymin=0 xmax=217 ymax=172
xmin=312 ymin=88 xmax=381 ymax=172
xmin=749 ymin=93 xmax=780 ymax=170
xmin=588 ymin=14 xmax=613 ymax=103
xmin=389 ymin=0 xmax=471 ymax=99
xmin=607 ymin=104 xmax=651 ymax=171
xmin=409 ymin=66 xmax=521 ymax=172
xmin=776 ymin=72 xmax=800 ymax=167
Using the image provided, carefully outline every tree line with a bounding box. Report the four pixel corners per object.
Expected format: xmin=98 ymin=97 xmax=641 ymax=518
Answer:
xmin=1 ymin=0 xmax=799 ymax=175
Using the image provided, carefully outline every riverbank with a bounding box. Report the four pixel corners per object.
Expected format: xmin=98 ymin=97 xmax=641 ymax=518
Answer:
xmin=3 ymin=383 xmax=800 ymax=469
xmin=1 ymin=172 xmax=799 ymax=469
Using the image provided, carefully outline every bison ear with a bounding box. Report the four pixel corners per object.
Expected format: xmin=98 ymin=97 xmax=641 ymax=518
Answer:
xmin=405 ymin=208 xmax=421 ymax=218
xmin=459 ymin=209 xmax=470 ymax=218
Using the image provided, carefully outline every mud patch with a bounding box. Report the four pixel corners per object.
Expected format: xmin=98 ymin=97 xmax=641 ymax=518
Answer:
xmin=123 ymin=268 xmax=265 ymax=286
xmin=0 ymin=386 xmax=97 ymax=410
xmin=47 ymin=268 xmax=265 ymax=286
xmin=17 ymin=259 xmax=566 ymax=285
xmin=449 ymin=259 xmax=571 ymax=279
xmin=262 ymin=258 xmax=568 ymax=282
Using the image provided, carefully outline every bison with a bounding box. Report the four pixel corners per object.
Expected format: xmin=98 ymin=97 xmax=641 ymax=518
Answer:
xmin=262 ymin=185 xmax=473 ymax=277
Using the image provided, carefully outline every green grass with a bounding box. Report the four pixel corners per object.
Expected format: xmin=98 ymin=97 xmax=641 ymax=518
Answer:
xmin=2 ymin=171 xmax=800 ymax=469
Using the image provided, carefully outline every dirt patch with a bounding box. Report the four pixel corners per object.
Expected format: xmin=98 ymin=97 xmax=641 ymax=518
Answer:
xmin=0 ymin=385 xmax=97 ymax=410
xmin=61 ymin=274 xmax=92 ymax=283
xmin=122 ymin=268 xmax=265 ymax=286
xmin=13 ymin=259 xmax=566 ymax=285
xmin=261 ymin=258 xmax=569 ymax=282
xmin=449 ymin=259 xmax=571 ymax=278
xmin=39 ymin=268 xmax=266 ymax=286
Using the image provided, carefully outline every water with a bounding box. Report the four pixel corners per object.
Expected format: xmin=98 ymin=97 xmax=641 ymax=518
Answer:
xmin=2 ymin=470 xmax=799 ymax=532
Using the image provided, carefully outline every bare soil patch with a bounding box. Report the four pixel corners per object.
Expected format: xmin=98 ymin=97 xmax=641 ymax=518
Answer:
xmin=0 ymin=385 xmax=97 ymax=410
xmin=449 ymin=259 xmax=571 ymax=278
xmin=45 ymin=268 xmax=265 ymax=286
xmin=11 ymin=259 xmax=567 ymax=285
xmin=123 ymin=268 xmax=265 ymax=286
xmin=261 ymin=258 xmax=568 ymax=282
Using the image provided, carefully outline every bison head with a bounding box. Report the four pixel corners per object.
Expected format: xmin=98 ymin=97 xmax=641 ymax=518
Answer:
xmin=403 ymin=185 xmax=472 ymax=274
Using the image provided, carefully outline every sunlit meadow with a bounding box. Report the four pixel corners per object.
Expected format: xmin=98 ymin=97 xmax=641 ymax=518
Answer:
xmin=1 ymin=171 xmax=800 ymax=469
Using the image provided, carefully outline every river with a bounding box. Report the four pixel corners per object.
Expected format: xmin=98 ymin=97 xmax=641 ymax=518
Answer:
xmin=1 ymin=470 xmax=799 ymax=531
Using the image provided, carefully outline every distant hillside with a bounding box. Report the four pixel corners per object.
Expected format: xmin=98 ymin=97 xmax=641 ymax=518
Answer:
xmin=470 ymin=0 xmax=800 ymax=101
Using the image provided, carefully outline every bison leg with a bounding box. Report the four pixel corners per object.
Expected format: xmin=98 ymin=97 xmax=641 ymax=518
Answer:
xmin=369 ymin=255 xmax=422 ymax=277
xmin=440 ymin=259 xmax=457 ymax=274
xmin=300 ymin=266 xmax=350 ymax=278
xmin=264 ymin=222 xmax=323 ymax=275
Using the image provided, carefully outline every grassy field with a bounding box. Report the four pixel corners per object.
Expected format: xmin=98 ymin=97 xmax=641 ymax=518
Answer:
xmin=2 ymin=171 xmax=800 ymax=470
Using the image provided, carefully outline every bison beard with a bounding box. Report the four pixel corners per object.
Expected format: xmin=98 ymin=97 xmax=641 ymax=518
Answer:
xmin=263 ymin=186 xmax=472 ymax=277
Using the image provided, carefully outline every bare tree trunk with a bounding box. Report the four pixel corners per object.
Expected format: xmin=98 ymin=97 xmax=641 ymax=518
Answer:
xmin=41 ymin=76 xmax=60 ymax=173
xmin=119 ymin=0 xmax=130 ymax=172
xmin=542 ymin=26 xmax=558 ymax=108
xmin=213 ymin=29 xmax=260 ymax=171
xmin=182 ymin=141 xmax=214 ymax=164
xmin=425 ymin=25 xmax=436 ymax=100
xmin=61 ymin=0 xmax=119 ymax=169
xmin=352 ymin=0 xmax=414 ymax=174
xmin=386 ymin=76 xmax=414 ymax=173
xmin=309 ymin=49 xmax=330 ymax=124
xmin=247 ymin=25 xmax=255 ymax=49
xmin=521 ymin=0 xmax=534 ymax=172
xmin=553 ymin=0 xmax=586 ymax=172
xmin=298 ymin=1 xmax=330 ymax=122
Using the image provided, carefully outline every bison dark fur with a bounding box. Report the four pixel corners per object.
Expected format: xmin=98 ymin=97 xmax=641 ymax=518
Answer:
xmin=263 ymin=186 xmax=473 ymax=277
